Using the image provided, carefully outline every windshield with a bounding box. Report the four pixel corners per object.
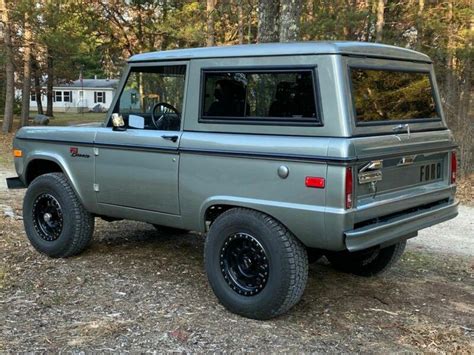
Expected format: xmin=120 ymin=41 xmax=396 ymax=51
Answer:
xmin=350 ymin=68 xmax=439 ymax=124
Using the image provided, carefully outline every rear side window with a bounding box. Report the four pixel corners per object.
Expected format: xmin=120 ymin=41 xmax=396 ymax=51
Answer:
xmin=350 ymin=68 xmax=439 ymax=124
xmin=201 ymin=69 xmax=320 ymax=124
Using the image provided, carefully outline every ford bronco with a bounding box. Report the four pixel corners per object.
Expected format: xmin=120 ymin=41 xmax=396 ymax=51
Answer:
xmin=7 ymin=42 xmax=458 ymax=319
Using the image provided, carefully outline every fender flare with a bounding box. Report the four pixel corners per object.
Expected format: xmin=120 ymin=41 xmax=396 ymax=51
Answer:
xmin=24 ymin=152 xmax=89 ymax=208
xmin=199 ymin=195 xmax=289 ymax=231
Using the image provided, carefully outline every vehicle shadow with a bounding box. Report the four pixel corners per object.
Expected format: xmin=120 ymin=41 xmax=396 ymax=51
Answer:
xmin=83 ymin=219 xmax=472 ymax=340
xmin=87 ymin=220 xmax=400 ymax=306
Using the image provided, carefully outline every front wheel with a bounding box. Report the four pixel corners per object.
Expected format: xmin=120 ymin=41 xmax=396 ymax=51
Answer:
xmin=204 ymin=208 xmax=308 ymax=320
xmin=23 ymin=173 xmax=94 ymax=258
xmin=326 ymin=241 xmax=406 ymax=277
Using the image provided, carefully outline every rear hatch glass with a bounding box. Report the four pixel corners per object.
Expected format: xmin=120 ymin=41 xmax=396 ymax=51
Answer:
xmin=350 ymin=68 xmax=439 ymax=124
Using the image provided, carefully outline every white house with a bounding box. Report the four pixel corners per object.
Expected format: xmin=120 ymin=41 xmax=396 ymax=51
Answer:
xmin=23 ymin=78 xmax=119 ymax=113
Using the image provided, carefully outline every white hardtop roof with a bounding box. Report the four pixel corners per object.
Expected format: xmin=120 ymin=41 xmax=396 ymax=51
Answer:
xmin=128 ymin=41 xmax=431 ymax=63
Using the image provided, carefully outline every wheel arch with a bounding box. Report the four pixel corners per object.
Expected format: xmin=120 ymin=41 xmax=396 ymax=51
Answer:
xmin=25 ymin=158 xmax=64 ymax=185
xmin=200 ymin=196 xmax=299 ymax=241
xmin=198 ymin=196 xmax=327 ymax=249
xmin=23 ymin=154 xmax=90 ymax=210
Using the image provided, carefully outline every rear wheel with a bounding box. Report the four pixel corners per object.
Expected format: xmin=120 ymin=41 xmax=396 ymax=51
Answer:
xmin=23 ymin=173 xmax=94 ymax=258
xmin=204 ymin=208 xmax=308 ymax=320
xmin=326 ymin=241 xmax=406 ymax=277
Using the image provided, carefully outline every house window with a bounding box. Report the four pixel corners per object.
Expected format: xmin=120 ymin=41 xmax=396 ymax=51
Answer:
xmin=94 ymin=91 xmax=106 ymax=103
xmin=30 ymin=92 xmax=36 ymax=101
xmin=63 ymin=91 xmax=72 ymax=102
xmin=130 ymin=92 xmax=137 ymax=105
xmin=55 ymin=91 xmax=63 ymax=102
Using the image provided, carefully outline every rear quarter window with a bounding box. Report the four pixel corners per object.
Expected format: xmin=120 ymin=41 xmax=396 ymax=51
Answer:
xmin=200 ymin=69 xmax=321 ymax=125
xmin=350 ymin=68 xmax=439 ymax=124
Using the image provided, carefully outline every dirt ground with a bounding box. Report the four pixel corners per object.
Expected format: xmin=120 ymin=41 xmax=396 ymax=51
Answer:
xmin=0 ymin=131 xmax=473 ymax=352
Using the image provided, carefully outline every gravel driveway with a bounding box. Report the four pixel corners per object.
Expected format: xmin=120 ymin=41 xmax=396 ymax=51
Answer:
xmin=1 ymin=170 xmax=473 ymax=352
xmin=412 ymin=205 xmax=473 ymax=256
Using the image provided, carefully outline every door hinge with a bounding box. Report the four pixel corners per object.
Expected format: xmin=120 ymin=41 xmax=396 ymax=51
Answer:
xmin=93 ymin=183 xmax=99 ymax=192
xmin=93 ymin=148 xmax=99 ymax=156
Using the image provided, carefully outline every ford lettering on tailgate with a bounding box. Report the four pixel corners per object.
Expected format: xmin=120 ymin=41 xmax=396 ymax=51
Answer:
xmin=420 ymin=163 xmax=442 ymax=182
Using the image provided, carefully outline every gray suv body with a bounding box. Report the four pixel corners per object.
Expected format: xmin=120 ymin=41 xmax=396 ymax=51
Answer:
xmin=8 ymin=42 xmax=459 ymax=319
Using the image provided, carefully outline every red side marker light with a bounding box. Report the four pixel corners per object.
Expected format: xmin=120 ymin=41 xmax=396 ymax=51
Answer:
xmin=305 ymin=176 xmax=325 ymax=188
xmin=451 ymin=151 xmax=457 ymax=184
xmin=70 ymin=147 xmax=78 ymax=154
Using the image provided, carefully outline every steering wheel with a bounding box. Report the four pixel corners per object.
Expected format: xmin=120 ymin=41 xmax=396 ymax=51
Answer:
xmin=151 ymin=102 xmax=180 ymax=130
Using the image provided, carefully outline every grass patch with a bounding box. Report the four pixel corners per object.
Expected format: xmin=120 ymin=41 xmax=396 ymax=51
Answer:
xmin=42 ymin=112 xmax=106 ymax=126
xmin=0 ymin=112 xmax=106 ymax=128
xmin=0 ymin=132 xmax=15 ymax=167
xmin=0 ymin=113 xmax=105 ymax=169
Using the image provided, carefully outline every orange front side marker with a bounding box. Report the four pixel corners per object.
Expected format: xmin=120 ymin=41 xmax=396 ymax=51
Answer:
xmin=13 ymin=149 xmax=23 ymax=158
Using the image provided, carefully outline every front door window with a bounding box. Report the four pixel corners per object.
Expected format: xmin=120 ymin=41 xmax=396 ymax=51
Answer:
xmin=116 ymin=65 xmax=186 ymax=131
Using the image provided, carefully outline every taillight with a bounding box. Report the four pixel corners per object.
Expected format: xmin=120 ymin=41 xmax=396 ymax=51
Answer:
xmin=451 ymin=151 xmax=457 ymax=184
xmin=345 ymin=167 xmax=353 ymax=209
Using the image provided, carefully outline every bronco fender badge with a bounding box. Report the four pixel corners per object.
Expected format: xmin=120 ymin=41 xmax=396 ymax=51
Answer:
xmin=70 ymin=147 xmax=90 ymax=158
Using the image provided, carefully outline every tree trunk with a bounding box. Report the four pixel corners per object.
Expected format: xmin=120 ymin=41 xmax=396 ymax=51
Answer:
xmin=417 ymin=0 xmax=424 ymax=17
xmin=279 ymin=0 xmax=302 ymax=42
xmin=20 ymin=11 xmax=32 ymax=127
xmin=46 ymin=50 xmax=54 ymax=117
xmin=247 ymin=2 xmax=253 ymax=43
xmin=257 ymin=0 xmax=279 ymax=43
xmin=237 ymin=0 xmax=244 ymax=44
xmin=365 ymin=0 xmax=373 ymax=42
xmin=206 ymin=0 xmax=215 ymax=46
xmin=33 ymin=59 xmax=43 ymax=115
xmin=444 ymin=1 xmax=456 ymax=121
xmin=415 ymin=0 xmax=425 ymax=48
xmin=458 ymin=16 xmax=473 ymax=124
xmin=1 ymin=0 xmax=14 ymax=133
xmin=458 ymin=58 xmax=472 ymax=176
xmin=375 ymin=0 xmax=385 ymax=42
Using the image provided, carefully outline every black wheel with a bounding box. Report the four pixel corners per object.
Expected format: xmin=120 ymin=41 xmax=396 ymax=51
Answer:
xmin=23 ymin=173 xmax=94 ymax=258
xmin=152 ymin=224 xmax=189 ymax=235
xmin=326 ymin=241 xmax=406 ymax=277
xmin=204 ymin=208 xmax=308 ymax=320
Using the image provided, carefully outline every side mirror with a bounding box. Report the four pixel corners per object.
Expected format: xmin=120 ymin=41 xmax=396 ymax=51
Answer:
xmin=128 ymin=115 xmax=145 ymax=129
xmin=111 ymin=113 xmax=126 ymax=131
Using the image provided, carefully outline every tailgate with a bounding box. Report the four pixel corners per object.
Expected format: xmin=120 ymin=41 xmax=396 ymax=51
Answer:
xmin=352 ymin=130 xmax=456 ymax=208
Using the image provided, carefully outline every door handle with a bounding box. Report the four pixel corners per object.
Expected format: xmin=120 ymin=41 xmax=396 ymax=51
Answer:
xmin=161 ymin=135 xmax=178 ymax=143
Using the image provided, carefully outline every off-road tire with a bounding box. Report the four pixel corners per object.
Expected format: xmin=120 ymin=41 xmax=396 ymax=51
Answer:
xmin=204 ymin=208 xmax=308 ymax=320
xmin=23 ymin=173 xmax=94 ymax=258
xmin=326 ymin=241 xmax=406 ymax=277
xmin=152 ymin=224 xmax=190 ymax=235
